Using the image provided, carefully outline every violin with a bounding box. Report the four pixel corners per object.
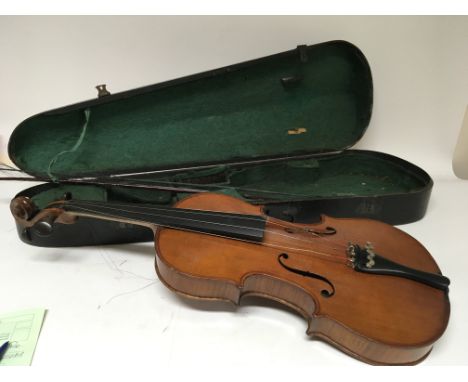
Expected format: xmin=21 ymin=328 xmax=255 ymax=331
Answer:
xmin=10 ymin=192 xmax=450 ymax=365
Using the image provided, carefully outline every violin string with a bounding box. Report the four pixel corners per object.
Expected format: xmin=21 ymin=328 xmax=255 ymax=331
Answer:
xmin=62 ymin=200 xmax=349 ymax=264
xmin=64 ymin=201 xmax=340 ymax=246
xmin=65 ymin=203 xmax=347 ymax=265
xmin=265 ymin=218 xmax=350 ymax=251
xmin=64 ymin=199 xmax=349 ymax=251
xmin=64 ymin=199 xmax=265 ymax=221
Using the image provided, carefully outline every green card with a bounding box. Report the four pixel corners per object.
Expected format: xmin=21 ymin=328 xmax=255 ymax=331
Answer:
xmin=0 ymin=308 xmax=46 ymax=366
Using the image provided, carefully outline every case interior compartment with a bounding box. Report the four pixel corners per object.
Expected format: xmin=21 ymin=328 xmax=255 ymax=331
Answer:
xmin=9 ymin=41 xmax=372 ymax=179
xmin=8 ymin=40 xmax=433 ymax=247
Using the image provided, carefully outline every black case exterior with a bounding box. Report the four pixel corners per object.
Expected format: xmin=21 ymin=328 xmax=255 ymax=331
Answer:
xmin=264 ymin=151 xmax=433 ymax=226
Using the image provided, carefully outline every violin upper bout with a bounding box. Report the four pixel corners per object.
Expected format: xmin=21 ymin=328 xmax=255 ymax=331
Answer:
xmin=174 ymin=192 xmax=263 ymax=215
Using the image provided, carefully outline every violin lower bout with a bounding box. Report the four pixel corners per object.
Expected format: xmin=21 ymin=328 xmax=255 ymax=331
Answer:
xmin=155 ymin=250 xmax=435 ymax=366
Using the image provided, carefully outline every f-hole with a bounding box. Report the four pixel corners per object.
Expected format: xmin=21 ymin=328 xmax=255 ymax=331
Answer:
xmin=284 ymin=226 xmax=336 ymax=236
xmin=277 ymin=253 xmax=335 ymax=297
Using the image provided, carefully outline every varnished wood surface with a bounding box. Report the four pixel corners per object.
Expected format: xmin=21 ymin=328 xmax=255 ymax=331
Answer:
xmin=155 ymin=193 xmax=450 ymax=365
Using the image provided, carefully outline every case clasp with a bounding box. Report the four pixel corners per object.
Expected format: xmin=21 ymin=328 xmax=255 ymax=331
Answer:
xmin=96 ymin=84 xmax=111 ymax=98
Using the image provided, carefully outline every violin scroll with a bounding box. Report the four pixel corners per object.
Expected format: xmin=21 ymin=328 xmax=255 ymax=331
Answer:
xmin=10 ymin=196 xmax=37 ymax=221
xmin=10 ymin=196 xmax=78 ymax=236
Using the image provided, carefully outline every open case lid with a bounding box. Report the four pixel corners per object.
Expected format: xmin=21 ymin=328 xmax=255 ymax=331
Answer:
xmin=8 ymin=40 xmax=373 ymax=179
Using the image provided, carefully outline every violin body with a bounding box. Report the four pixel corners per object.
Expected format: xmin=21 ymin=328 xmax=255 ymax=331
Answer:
xmin=155 ymin=193 xmax=450 ymax=365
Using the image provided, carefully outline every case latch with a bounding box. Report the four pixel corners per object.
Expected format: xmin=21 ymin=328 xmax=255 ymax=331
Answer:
xmin=280 ymin=45 xmax=308 ymax=88
xmin=96 ymin=84 xmax=111 ymax=98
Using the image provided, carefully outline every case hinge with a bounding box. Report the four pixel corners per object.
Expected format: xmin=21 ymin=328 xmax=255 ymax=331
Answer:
xmin=297 ymin=45 xmax=308 ymax=63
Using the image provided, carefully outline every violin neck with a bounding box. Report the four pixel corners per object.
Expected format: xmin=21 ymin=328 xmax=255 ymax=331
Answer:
xmin=61 ymin=200 xmax=266 ymax=242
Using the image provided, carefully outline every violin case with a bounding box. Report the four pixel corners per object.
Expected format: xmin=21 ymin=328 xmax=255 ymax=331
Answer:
xmin=8 ymin=40 xmax=433 ymax=247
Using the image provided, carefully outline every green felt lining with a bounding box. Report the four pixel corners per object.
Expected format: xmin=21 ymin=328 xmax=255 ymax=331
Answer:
xmin=31 ymin=184 xmax=173 ymax=210
xmin=226 ymin=152 xmax=426 ymax=201
xmin=9 ymin=41 xmax=372 ymax=179
xmin=30 ymin=151 xmax=427 ymax=209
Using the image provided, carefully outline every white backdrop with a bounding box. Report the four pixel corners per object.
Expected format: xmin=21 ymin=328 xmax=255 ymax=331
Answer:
xmin=0 ymin=16 xmax=467 ymax=368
